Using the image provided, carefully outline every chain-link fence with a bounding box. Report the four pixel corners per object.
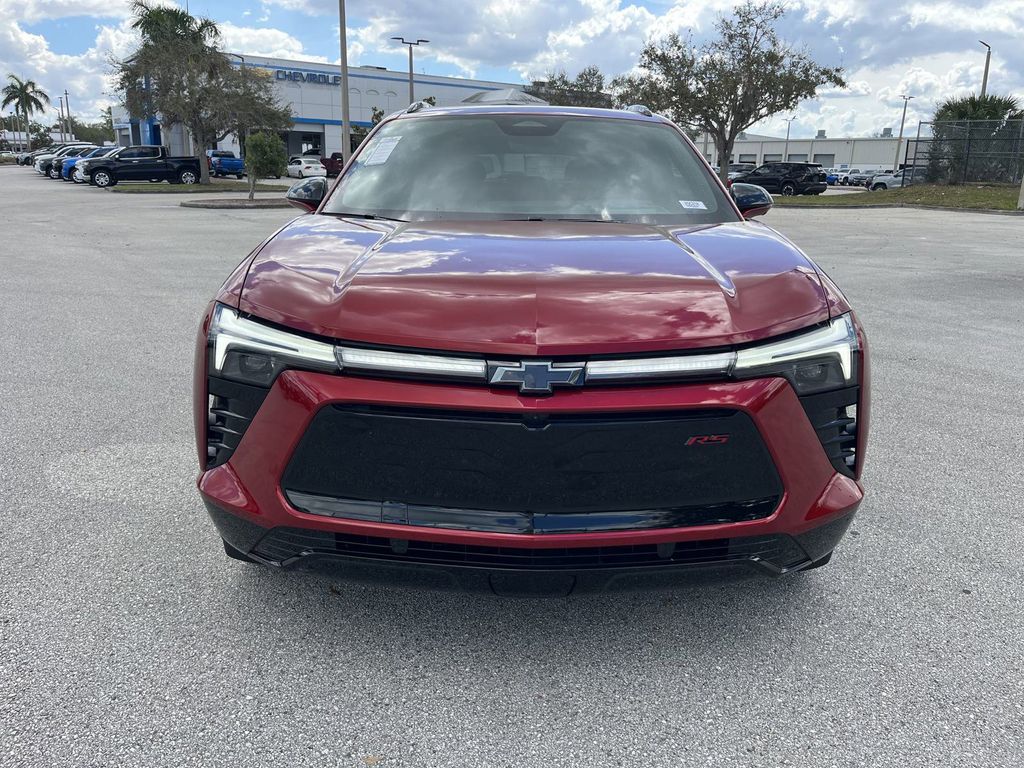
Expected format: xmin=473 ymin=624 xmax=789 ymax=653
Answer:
xmin=907 ymin=119 xmax=1024 ymax=185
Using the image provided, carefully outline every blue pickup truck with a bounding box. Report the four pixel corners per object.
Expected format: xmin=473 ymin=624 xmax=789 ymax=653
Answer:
xmin=210 ymin=151 xmax=246 ymax=178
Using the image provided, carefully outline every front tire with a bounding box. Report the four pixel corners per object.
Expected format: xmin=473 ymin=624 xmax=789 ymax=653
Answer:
xmin=780 ymin=182 xmax=797 ymax=196
xmin=871 ymin=183 xmax=887 ymax=191
xmin=91 ymin=170 xmax=115 ymax=188
xmin=49 ymin=167 xmax=60 ymax=179
xmin=179 ymin=169 xmax=198 ymax=185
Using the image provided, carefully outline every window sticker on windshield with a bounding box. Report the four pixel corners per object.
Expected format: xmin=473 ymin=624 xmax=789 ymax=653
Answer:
xmin=364 ymin=136 xmax=402 ymax=165
xmin=679 ymin=200 xmax=708 ymax=210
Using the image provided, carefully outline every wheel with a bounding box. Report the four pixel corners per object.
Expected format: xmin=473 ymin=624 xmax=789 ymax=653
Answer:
xmin=49 ymin=167 xmax=60 ymax=179
xmin=780 ymin=182 xmax=797 ymax=196
xmin=223 ymin=540 xmax=258 ymax=563
xmin=298 ymin=170 xmax=305 ymax=178
xmin=178 ymin=169 xmax=198 ymax=185
xmin=213 ymin=170 xmax=221 ymax=177
xmin=801 ymin=551 xmax=832 ymax=571
xmin=871 ymin=183 xmax=887 ymax=191
xmin=236 ymin=173 xmax=245 ymax=179
xmin=91 ymin=169 xmax=114 ymax=188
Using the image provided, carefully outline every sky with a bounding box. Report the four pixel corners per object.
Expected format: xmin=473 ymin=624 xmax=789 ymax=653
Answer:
xmin=1 ymin=0 xmax=1022 ymax=140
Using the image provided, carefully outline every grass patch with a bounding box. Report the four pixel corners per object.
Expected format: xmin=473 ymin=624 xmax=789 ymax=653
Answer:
xmin=775 ymin=184 xmax=1021 ymax=211
xmin=110 ymin=181 xmax=290 ymax=194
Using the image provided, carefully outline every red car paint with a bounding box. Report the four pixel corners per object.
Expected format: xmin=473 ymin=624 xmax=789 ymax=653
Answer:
xmin=194 ymin=105 xmax=869 ymax=584
xmin=198 ymin=371 xmax=862 ymax=549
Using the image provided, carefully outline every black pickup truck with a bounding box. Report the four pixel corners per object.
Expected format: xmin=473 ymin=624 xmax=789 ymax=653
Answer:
xmin=83 ymin=145 xmax=202 ymax=187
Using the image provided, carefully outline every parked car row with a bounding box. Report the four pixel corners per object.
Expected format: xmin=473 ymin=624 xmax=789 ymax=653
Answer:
xmin=17 ymin=142 xmax=202 ymax=186
xmin=728 ymin=162 xmax=828 ymax=196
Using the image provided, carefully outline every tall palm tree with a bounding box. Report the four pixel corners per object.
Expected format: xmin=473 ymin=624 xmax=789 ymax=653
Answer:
xmin=2 ymin=74 xmax=50 ymax=151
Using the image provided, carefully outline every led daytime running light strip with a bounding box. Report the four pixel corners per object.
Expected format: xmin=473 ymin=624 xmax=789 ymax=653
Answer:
xmin=210 ymin=305 xmax=856 ymax=385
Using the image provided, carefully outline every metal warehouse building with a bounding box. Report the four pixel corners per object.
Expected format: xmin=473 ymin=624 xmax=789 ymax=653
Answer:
xmin=112 ymin=54 xmax=522 ymax=157
xmin=696 ymin=129 xmax=917 ymax=171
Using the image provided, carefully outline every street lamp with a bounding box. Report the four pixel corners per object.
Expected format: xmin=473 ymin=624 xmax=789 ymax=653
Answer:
xmin=893 ymin=94 xmax=914 ymax=173
xmin=783 ymin=116 xmax=796 ymax=161
xmin=391 ymin=37 xmax=429 ymax=104
xmin=338 ymin=0 xmax=352 ymax=163
xmin=979 ymin=40 xmax=991 ymax=98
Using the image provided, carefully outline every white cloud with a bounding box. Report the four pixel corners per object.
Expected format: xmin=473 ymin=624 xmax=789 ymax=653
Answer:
xmin=219 ymin=21 xmax=327 ymax=61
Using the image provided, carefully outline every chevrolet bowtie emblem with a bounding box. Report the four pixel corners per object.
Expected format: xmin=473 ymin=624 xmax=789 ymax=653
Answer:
xmin=488 ymin=360 xmax=585 ymax=395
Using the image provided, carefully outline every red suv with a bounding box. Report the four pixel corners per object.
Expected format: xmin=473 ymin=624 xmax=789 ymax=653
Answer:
xmin=194 ymin=104 xmax=869 ymax=594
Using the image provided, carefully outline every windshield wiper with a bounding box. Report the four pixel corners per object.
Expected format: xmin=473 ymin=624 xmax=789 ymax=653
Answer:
xmin=327 ymin=211 xmax=407 ymax=222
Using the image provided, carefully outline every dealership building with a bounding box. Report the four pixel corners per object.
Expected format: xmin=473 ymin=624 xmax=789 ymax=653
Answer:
xmin=112 ymin=54 xmax=522 ymax=157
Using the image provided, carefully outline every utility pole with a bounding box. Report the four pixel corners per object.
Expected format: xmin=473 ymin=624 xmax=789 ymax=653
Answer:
xmin=893 ymin=94 xmax=914 ymax=172
xmin=979 ymin=41 xmax=991 ymax=98
xmin=57 ymin=96 xmax=65 ymax=142
xmin=64 ymin=89 xmax=73 ymax=139
xmin=783 ymin=116 xmax=796 ymax=161
xmin=391 ymin=37 xmax=429 ymax=104
xmin=338 ymin=0 xmax=353 ymax=163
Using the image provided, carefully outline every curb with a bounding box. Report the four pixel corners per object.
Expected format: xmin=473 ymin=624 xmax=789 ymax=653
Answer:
xmin=180 ymin=198 xmax=292 ymax=209
xmin=776 ymin=202 xmax=1024 ymax=216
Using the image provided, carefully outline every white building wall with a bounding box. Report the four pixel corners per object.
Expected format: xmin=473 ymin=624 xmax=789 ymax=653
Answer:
xmin=698 ymin=132 xmax=910 ymax=171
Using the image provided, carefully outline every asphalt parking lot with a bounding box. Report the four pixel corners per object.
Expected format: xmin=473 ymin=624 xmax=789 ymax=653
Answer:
xmin=2 ymin=168 xmax=1022 ymax=767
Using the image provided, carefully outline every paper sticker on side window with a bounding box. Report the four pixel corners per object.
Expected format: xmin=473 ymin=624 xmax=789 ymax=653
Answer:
xmin=364 ymin=136 xmax=402 ymax=165
xmin=679 ymin=200 xmax=708 ymax=210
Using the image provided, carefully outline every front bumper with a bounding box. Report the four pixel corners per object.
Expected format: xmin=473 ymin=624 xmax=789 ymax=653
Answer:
xmin=197 ymin=368 xmax=864 ymax=590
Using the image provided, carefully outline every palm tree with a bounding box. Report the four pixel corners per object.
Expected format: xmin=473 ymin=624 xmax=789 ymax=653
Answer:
xmin=129 ymin=1 xmax=220 ymax=47
xmin=2 ymin=74 xmax=50 ymax=151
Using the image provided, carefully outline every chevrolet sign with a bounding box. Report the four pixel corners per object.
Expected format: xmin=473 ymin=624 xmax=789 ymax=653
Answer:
xmin=275 ymin=70 xmax=343 ymax=86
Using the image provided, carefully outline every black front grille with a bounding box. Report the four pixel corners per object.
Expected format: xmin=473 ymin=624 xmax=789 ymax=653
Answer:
xmin=800 ymin=386 xmax=858 ymax=477
xmin=205 ymin=376 xmax=269 ymax=468
xmin=254 ymin=527 xmax=809 ymax=571
xmin=282 ymin=406 xmax=783 ymax=517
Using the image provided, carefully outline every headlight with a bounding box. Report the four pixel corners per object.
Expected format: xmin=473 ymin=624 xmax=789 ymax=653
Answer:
xmin=733 ymin=313 xmax=858 ymax=395
xmin=586 ymin=314 xmax=858 ymax=395
xmin=208 ymin=304 xmax=338 ymax=387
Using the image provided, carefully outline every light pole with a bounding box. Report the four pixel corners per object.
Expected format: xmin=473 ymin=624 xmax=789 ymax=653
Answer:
xmin=979 ymin=41 xmax=991 ymax=98
xmin=227 ymin=53 xmax=248 ymax=154
xmin=57 ymin=96 xmax=66 ymax=142
xmin=390 ymin=37 xmax=429 ymax=104
xmin=338 ymin=0 xmax=352 ymax=163
xmin=783 ymin=116 xmax=796 ymax=161
xmin=64 ymin=88 xmax=72 ymax=139
xmin=893 ymin=94 xmax=914 ymax=172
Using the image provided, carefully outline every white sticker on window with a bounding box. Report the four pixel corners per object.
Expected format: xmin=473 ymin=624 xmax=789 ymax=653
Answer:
xmin=363 ymin=136 xmax=402 ymax=165
xmin=679 ymin=200 xmax=708 ymax=210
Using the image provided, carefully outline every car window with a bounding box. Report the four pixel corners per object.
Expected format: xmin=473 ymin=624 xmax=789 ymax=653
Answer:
xmin=326 ymin=114 xmax=738 ymax=225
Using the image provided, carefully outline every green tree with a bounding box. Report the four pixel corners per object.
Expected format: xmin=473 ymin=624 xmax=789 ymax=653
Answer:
xmin=612 ymin=1 xmax=844 ymax=180
xmin=2 ymin=74 xmax=50 ymax=151
xmin=934 ymin=94 xmax=1022 ymax=122
xmin=527 ymin=66 xmax=612 ymax=108
xmin=113 ymin=1 xmax=290 ymax=183
xmin=927 ymin=94 xmax=1023 ymax=183
xmin=244 ymin=131 xmax=287 ymax=200
xmin=67 ymin=117 xmax=114 ymax=145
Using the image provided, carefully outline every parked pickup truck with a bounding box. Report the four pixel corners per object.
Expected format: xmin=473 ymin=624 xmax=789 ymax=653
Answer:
xmin=85 ymin=145 xmax=202 ymax=187
xmin=211 ymin=152 xmax=246 ymax=178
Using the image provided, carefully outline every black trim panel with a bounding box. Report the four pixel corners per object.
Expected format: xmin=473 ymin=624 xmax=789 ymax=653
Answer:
xmin=286 ymin=490 xmax=780 ymax=533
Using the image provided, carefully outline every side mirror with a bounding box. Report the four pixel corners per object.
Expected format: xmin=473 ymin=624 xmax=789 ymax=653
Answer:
xmin=731 ymin=183 xmax=773 ymax=219
xmin=286 ymin=176 xmax=327 ymax=213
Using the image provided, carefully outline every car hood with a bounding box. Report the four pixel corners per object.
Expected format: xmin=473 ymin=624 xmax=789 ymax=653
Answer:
xmin=238 ymin=216 xmax=830 ymax=357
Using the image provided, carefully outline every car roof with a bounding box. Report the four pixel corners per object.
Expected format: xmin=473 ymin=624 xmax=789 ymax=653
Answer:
xmin=388 ymin=104 xmax=670 ymax=125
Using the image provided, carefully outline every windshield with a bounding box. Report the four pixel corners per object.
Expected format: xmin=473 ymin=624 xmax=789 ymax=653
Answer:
xmin=324 ymin=114 xmax=737 ymax=225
